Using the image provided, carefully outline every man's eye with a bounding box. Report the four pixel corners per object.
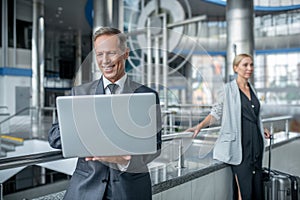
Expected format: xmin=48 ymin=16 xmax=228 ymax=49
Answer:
xmin=109 ymin=52 xmax=117 ymax=56
xmin=97 ymin=53 xmax=103 ymax=57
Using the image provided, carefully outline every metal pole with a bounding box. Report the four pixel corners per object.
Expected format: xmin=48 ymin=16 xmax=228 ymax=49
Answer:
xmin=75 ymin=30 xmax=82 ymax=86
xmin=0 ymin=183 xmax=3 ymax=200
xmin=13 ymin=0 xmax=16 ymax=68
xmin=39 ymin=15 xmax=45 ymax=115
xmin=226 ymin=0 xmax=254 ymax=82
xmin=285 ymin=119 xmax=289 ymax=136
xmin=162 ymin=14 xmax=168 ymax=109
xmin=177 ymin=139 xmax=184 ymax=169
xmin=31 ymin=0 xmax=44 ymax=138
xmin=147 ymin=18 xmax=152 ymax=87
xmin=2 ymin=0 xmax=8 ymax=67
xmin=93 ymin=0 xmax=110 ymax=81
xmin=154 ymin=36 xmax=160 ymax=92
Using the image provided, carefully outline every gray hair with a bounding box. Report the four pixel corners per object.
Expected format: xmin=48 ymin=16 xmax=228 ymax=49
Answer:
xmin=93 ymin=27 xmax=127 ymax=51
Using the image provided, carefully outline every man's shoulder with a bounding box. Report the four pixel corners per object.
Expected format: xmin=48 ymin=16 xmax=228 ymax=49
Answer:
xmin=74 ymin=80 xmax=98 ymax=88
xmin=72 ymin=80 xmax=99 ymax=95
xmin=130 ymin=80 xmax=157 ymax=94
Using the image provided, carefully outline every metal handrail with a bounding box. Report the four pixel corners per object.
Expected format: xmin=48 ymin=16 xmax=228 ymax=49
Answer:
xmin=262 ymin=115 xmax=293 ymax=136
xmin=162 ymin=115 xmax=294 ymax=169
xmin=261 ymin=115 xmax=293 ymax=123
xmin=162 ymin=126 xmax=221 ymax=141
xmin=0 ymin=106 xmax=57 ymax=126
xmin=0 ymin=115 xmax=295 ymax=171
xmin=0 ymin=151 xmax=63 ymax=170
xmin=0 ymin=107 xmax=35 ymax=125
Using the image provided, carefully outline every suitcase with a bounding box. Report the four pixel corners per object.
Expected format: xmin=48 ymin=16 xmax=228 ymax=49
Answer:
xmin=263 ymin=168 xmax=292 ymax=200
xmin=272 ymin=169 xmax=300 ymax=200
xmin=263 ymin=134 xmax=300 ymax=200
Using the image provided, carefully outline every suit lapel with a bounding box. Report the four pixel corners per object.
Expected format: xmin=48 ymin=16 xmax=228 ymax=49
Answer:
xmin=95 ymin=76 xmax=105 ymax=94
xmin=122 ymin=77 xmax=136 ymax=94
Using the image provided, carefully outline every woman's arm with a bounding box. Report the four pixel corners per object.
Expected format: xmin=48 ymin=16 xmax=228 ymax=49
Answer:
xmin=186 ymin=114 xmax=217 ymax=138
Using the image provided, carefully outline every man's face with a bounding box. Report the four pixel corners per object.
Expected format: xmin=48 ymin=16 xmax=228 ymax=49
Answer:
xmin=94 ymin=35 xmax=129 ymax=83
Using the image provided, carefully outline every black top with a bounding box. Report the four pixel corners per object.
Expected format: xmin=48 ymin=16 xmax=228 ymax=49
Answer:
xmin=239 ymin=86 xmax=264 ymax=170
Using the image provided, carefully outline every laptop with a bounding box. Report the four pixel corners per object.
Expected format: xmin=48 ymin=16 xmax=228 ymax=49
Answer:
xmin=56 ymin=93 xmax=158 ymax=158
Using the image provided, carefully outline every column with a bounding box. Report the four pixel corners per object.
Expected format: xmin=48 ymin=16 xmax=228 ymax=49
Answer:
xmin=226 ymin=0 xmax=254 ymax=82
xmin=93 ymin=0 xmax=110 ymax=32
xmin=31 ymin=0 xmax=44 ymax=137
xmin=1 ymin=0 xmax=8 ymax=67
xmin=75 ymin=30 xmax=82 ymax=85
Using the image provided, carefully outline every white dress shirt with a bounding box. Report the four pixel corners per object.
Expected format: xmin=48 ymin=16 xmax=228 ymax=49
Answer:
xmin=102 ymin=74 xmax=130 ymax=171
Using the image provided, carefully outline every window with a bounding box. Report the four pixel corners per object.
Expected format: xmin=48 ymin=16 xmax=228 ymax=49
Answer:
xmin=16 ymin=19 xmax=32 ymax=49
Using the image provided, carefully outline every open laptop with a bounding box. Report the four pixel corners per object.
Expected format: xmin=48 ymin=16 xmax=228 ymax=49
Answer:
xmin=56 ymin=93 xmax=158 ymax=158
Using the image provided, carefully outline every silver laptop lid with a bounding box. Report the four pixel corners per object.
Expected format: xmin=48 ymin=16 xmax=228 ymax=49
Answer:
xmin=56 ymin=93 xmax=157 ymax=158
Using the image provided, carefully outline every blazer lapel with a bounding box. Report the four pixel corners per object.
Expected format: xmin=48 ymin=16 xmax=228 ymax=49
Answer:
xmin=95 ymin=76 xmax=105 ymax=94
xmin=122 ymin=77 xmax=135 ymax=94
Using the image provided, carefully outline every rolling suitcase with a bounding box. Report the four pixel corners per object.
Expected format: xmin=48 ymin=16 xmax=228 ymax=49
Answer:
xmin=272 ymin=169 xmax=300 ymax=200
xmin=263 ymin=168 xmax=292 ymax=200
xmin=263 ymin=134 xmax=300 ymax=200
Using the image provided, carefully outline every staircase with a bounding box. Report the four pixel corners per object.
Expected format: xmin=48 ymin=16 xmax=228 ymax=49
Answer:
xmin=0 ymin=135 xmax=24 ymax=157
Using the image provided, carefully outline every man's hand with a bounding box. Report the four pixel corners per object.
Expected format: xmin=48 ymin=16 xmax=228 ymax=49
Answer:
xmin=85 ymin=155 xmax=131 ymax=165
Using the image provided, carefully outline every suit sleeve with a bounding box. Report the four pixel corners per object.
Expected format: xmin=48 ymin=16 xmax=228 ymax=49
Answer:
xmin=48 ymin=121 xmax=62 ymax=149
xmin=48 ymin=88 xmax=75 ymax=149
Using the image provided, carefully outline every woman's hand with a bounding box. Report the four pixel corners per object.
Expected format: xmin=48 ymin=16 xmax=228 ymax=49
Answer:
xmin=186 ymin=123 xmax=202 ymax=138
xmin=264 ymin=128 xmax=271 ymax=139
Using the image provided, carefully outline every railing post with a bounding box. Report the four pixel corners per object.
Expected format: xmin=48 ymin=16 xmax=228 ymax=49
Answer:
xmin=269 ymin=122 xmax=274 ymax=144
xmin=176 ymin=139 xmax=185 ymax=169
xmin=52 ymin=108 xmax=56 ymax=124
xmin=189 ymin=110 xmax=192 ymax=128
xmin=285 ymin=119 xmax=289 ymax=136
xmin=0 ymin=183 xmax=3 ymax=200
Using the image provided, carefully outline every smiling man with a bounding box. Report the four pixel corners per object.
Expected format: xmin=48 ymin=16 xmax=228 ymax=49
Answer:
xmin=48 ymin=27 xmax=162 ymax=200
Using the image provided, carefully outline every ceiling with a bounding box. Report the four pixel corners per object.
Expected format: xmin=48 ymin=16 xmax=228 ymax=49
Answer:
xmin=44 ymin=0 xmax=91 ymax=36
xmin=43 ymin=0 xmax=228 ymax=36
xmin=42 ymin=0 xmax=296 ymax=37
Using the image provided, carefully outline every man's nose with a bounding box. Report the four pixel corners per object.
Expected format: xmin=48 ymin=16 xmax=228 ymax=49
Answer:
xmin=102 ymin=53 xmax=110 ymax=63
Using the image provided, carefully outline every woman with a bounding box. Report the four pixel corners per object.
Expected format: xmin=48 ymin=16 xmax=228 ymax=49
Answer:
xmin=187 ymin=53 xmax=270 ymax=199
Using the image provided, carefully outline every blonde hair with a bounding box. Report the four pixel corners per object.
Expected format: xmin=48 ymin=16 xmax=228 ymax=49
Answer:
xmin=233 ymin=53 xmax=253 ymax=71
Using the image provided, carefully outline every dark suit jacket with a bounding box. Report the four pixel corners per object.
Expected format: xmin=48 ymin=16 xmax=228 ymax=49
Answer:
xmin=48 ymin=76 xmax=162 ymax=200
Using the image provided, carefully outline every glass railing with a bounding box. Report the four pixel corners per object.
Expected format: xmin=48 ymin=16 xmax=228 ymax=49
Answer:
xmin=0 ymin=115 xmax=295 ymax=199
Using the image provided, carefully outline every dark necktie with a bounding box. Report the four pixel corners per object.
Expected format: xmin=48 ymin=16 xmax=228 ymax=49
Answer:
xmin=107 ymin=84 xmax=118 ymax=94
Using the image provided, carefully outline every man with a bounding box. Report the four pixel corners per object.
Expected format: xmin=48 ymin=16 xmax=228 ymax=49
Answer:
xmin=48 ymin=27 xmax=162 ymax=200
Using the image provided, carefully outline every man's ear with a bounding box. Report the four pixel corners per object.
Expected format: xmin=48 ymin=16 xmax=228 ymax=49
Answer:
xmin=123 ymin=48 xmax=130 ymax=59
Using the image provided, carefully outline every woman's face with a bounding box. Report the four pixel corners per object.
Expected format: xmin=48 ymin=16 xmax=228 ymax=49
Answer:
xmin=234 ymin=57 xmax=253 ymax=80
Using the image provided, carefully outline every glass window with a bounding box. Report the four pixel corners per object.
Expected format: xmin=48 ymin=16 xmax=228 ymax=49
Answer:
xmin=7 ymin=0 xmax=14 ymax=47
xmin=255 ymin=52 xmax=300 ymax=104
xmin=16 ymin=19 xmax=32 ymax=49
xmin=0 ymin=0 xmax=2 ymax=47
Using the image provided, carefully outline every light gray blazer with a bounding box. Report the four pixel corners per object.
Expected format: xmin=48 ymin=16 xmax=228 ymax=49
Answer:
xmin=211 ymin=80 xmax=266 ymax=165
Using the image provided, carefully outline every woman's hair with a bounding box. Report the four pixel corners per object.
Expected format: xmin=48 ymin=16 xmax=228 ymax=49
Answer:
xmin=93 ymin=27 xmax=127 ymax=51
xmin=233 ymin=53 xmax=253 ymax=70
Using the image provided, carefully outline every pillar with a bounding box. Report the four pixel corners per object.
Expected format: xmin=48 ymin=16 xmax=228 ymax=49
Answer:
xmin=31 ymin=0 xmax=44 ymax=137
xmin=226 ymin=0 xmax=254 ymax=82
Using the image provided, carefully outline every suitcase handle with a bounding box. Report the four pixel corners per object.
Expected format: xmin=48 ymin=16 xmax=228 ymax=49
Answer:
xmin=267 ymin=134 xmax=274 ymax=179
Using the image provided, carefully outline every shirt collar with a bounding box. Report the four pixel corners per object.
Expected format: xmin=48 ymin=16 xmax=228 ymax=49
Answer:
xmin=102 ymin=74 xmax=127 ymax=92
